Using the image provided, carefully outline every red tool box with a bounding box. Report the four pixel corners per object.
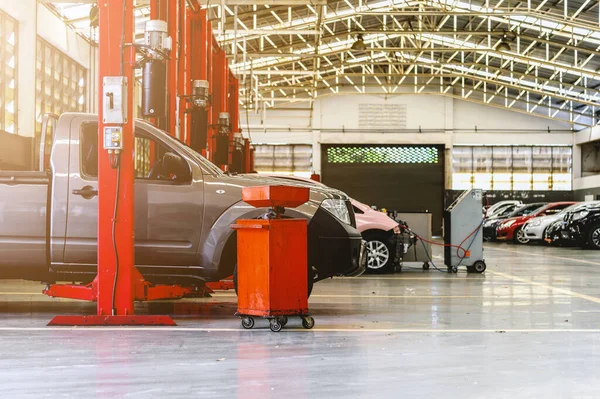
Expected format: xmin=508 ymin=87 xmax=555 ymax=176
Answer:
xmin=233 ymin=185 xmax=315 ymax=332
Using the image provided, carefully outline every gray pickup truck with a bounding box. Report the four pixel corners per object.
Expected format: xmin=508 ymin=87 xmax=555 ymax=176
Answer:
xmin=0 ymin=113 xmax=365 ymax=288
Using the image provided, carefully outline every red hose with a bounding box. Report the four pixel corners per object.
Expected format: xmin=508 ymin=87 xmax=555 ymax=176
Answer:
xmin=399 ymin=192 xmax=489 ymax=260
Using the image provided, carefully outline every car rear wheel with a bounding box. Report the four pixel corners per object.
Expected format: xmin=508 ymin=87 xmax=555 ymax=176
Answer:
xmin=514 ymin=226 xmax=530 ymax=244
xmin=364 ymin=233 xmax=395 ymax=274
xmin=587 ymin=224 xmax=600 ymax=250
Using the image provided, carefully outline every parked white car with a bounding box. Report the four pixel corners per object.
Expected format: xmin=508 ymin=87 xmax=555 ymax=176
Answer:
xmin=522 ymin=203 xmax=582 ymax=241
xmin=485 ymin=200 xmax=523 ymax=218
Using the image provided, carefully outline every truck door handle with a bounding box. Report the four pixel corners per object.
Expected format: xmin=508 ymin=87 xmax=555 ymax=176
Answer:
xmin=72 ymin=185 xmax=98 ymax=199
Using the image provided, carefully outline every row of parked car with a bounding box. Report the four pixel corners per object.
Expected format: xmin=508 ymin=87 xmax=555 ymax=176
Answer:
xmin=483 ymin=200 xmax=600 ymax=249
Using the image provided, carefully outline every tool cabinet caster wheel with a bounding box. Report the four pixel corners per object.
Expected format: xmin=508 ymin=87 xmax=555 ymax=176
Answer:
xmin=269 ymin=319 xmax=283 ymax=332
xmin=448 ymin=266 xmax=458 ymax=273
xmin=301 ymin=316 xmax=315 ymax=329
xmin=467 ymin=261 xmax=486 ymax=274
xmin=277 ymin=316 xmax=288 ymax=327
xmin=241 ymin=317 xmax=254 ymax=329
xmin=422 ymin=262 xmax=430 ymax=270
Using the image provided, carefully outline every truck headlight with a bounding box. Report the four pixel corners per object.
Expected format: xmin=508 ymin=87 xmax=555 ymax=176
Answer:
xmin=572 ymin=210 xmax=589 ymax=221
xmin=321 ymin=199 xmax=351 ymax=225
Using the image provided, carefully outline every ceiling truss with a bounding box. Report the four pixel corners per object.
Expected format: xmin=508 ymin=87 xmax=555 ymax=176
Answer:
xmin=49 ymin=0 xmax=600 ymax=128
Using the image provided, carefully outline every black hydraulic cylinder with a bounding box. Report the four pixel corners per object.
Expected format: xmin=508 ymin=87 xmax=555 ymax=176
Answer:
xmin=190 ymin=108 xmax=208 ymax=152
xmin=214 ymin=133 xmax=229 ymax=166
xmin=142 ymin=60 xmax=167 ymax=118
xmin=230 ymin=148 xmax=244 ymax=174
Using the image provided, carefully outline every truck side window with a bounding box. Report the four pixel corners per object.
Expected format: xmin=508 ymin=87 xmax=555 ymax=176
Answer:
xmin=80 ymin=123 xmax=191 ymax=184
xmin=81 ymin=123 xmax=99 ymax=178
xmin=135 ymin=135 xmax=191 ymax=183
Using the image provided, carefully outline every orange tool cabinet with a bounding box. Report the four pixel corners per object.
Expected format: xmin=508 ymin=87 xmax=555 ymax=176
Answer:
xmin=233 ymin=186 xmax=315 ymax=332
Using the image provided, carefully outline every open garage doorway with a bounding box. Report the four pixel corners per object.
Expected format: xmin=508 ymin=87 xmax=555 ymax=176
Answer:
xmin=321 ymin=144 xmax=445 ymax=235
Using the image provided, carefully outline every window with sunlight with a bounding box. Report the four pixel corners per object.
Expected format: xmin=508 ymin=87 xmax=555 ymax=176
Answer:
xmin=452 ymin=145 xmax=572 ymax=191
xmin=1 ymin=11 xmax=17 ymax=134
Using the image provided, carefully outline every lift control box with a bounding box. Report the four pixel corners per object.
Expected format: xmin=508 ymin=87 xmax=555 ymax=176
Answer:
xmin=443 ymin=189 xmax=486 ymax=273
xmin=103 ymin=127 xmax=123 ymax=150
xmin=102 ymin=76 xmax=128 ymax=124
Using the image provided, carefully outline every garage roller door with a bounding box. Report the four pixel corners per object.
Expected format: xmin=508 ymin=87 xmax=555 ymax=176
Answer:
xmin=321 ymin=144 xmax=445 ymax=235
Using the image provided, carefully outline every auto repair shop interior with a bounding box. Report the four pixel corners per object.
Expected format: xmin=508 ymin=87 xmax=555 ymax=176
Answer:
xmin=1 ymin=0 xmax=600 ymax=397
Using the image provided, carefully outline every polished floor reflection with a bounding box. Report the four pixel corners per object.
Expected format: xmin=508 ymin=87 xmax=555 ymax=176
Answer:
xmin=1 ymin=242 xmax=600 ymax=397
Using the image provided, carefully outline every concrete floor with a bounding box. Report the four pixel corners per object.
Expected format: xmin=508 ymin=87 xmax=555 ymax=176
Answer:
xmin=2 ymin=242 xmax=600 ymax=398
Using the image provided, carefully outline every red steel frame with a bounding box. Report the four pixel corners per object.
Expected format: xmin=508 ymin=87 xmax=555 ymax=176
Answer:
xmin=46 ymin=3 xmax=244 ymax=325
xmin=183 ymin=7 xmax=208 ymax=147
xmin=209 ymin=46 xmax=229 ymax=167
xmin=167 ymin=0 xmax=178 ymax=137
xmin=47 ymin=0 xmax=180 ymax=326
xmin=156 ymin=0 xmax=249 ymax=166
xmin=178 ymin=0 xmax=188 ymax=145
xmin=228 ymin=72 xmax=239 ymax=166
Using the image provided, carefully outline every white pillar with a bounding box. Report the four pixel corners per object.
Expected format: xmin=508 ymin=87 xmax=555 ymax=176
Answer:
xmin=311 ymin=98 xmax=322 ymax=175
xmin=444 ymin=97 xmax=455 ymax=190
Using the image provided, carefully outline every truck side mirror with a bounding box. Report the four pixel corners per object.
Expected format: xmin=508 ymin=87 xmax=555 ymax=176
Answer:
xmin=161 ymin=152 xmax=190 ymax=182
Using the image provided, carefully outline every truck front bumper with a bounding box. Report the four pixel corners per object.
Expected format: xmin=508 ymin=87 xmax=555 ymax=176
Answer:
xmin=308 ymin=207 xmax=366 ymax=280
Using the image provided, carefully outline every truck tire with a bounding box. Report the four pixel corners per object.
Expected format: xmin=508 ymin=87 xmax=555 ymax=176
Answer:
xmin=233 ymin=264 xmax=314 ymax=298
xmin=364 ymin=232 xmax=395 ymax=274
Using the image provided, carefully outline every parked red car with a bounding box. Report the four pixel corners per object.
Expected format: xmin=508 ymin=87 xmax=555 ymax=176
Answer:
xmin=496 ymin=202 xmax=576 ymax=244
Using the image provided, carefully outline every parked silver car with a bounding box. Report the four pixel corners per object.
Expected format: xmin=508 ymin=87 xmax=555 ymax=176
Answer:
xmin=522 ymin=203 xmax=583 ymax=242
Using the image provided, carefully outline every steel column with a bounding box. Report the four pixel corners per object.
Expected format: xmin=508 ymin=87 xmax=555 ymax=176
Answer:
xmin=47 ymin=0 xmax=176 ymax=326
xmin=96 ymin=0 xmax=136 ymax=318
xmin=178 ymin=0 xmax=188 ymax=144
xmin=187 ymin=8 xmax=209 ymax=150
xmin=206 ymin=20 xmax=214 ymax=160
xmin=167 ymin=0 xmax=178 ymax=137
xmin=243 ymin=138 xmax=251 ymax=173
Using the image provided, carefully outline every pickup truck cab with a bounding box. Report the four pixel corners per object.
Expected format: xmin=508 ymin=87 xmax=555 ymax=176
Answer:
xmin=0 ymin=113 xmax=365 ymax=286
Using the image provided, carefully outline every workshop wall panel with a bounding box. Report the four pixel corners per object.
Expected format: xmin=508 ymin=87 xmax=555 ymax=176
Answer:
xmin=254 ymin=144 xmax=312 ymax=175
xmin=322 ymin=144 xmax=445 ymax=235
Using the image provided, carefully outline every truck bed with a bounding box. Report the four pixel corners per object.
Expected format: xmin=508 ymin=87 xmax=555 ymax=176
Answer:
xmin=0 ymin=171 xmax=50 ymax=272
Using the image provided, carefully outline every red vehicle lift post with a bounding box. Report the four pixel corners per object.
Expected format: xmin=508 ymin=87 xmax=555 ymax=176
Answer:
xmin=167 ymin=0 xmax=179 ymax=137
xmin=206 ymin=21 xmax=218 ymax=160
xmin=178 ymin=0 xmax=188 ymax=144
xmin=46 ymin=0 xmax=195 ymax=326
